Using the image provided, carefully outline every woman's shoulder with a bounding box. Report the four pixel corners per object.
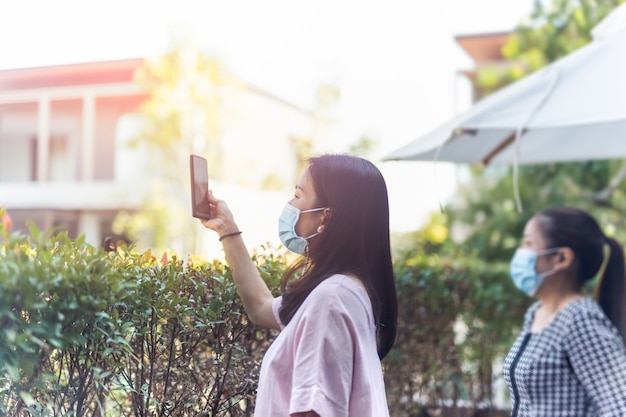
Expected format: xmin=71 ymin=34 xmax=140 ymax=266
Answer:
xmin=557 ymin=298 xmax=625 ymax=352
xmin=312 ymin=274 xmax=367 ymax=296
xmin=307 ymin=274 xmax=371 ymax=310
xmin=562 ymin=297 xmax=607 ymax=321
xmin=558 ymin=297 xmax=618 ymax=337
xmin=318 ymin=274 xmax=365 ymax=291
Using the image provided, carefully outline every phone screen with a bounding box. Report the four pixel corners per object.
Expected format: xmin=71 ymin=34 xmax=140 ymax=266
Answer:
xmin=190 ymin=154 xmax=211 ymax=220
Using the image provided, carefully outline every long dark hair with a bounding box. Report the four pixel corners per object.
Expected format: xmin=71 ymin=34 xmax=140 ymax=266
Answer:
xmin=537 ymin=207 xmax=626 ymax=341
xmin=278 ymin=154 xmax=398 ymax=359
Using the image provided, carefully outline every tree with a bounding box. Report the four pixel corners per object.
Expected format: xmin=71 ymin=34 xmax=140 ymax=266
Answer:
xmin=114 ymin=34 xmax=237 ymax=254
xmin=289 ymin=81 xmax=341 ymax=181
xmin=444 ymin=0 xmax=626 ymax=264
xmin=347 ymin=134 xmax=379 ymax=159
xmin=476 ymin=0 xmax=624 ymax=96
xmin=446 ymin=161 xmax=626 ymax=263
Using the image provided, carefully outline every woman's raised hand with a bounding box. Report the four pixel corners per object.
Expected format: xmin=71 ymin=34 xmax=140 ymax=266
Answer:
xmin=200 ymin=191 xmax=239 ymax=237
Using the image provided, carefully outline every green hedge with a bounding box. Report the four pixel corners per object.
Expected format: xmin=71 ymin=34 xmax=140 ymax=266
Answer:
xmin=1 ymin=226 xmax=528 ymax=416
xmin=0 ymin=226 xmax=283 ymax=416
xmin=385 ymin=251 xmax=530 ymax=416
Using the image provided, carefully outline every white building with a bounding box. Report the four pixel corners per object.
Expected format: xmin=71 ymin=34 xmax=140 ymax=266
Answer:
xmin=0 ymin=58 xmax=333 ymax=254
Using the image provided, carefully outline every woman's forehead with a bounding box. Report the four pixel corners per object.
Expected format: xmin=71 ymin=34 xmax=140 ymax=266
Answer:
xmin=523 ymin=217 xmax=544 ymax=240
xmin=296 ymin=169 xmax=313 ymax=190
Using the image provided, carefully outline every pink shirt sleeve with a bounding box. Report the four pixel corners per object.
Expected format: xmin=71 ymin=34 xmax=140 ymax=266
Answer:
xmin=272 ymin=296 xmax=285 ymax=330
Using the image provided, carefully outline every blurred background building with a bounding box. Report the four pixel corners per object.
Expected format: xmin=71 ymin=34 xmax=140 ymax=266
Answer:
xmin=0 ymin=58 xmax=332 ymax=252
xmin=0 ymin=28 xmax=510 ymax=256
xmin=455 ymin=31 xmax=511 ymax=101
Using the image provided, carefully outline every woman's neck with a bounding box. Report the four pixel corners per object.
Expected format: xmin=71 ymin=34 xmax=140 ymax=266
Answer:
xmin=539 ymin=291 xmax=582 ymax=313
xmin=536 ymin=273 xmax=581 ymax=312
xmin=531 ymin=291 xmax=582 ymax=332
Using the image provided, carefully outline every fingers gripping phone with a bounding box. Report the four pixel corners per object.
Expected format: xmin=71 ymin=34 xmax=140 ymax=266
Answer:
xmin=190 ymin=154 xmax=211 ymax=220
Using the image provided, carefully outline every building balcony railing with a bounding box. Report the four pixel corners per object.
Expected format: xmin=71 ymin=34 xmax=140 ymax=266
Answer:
xmin=0 ymin=181 xmax=145 ymax=211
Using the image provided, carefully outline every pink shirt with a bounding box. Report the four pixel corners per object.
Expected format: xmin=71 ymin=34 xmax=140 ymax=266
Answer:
xmin=254 ymin=274 xmax=390 ymax=417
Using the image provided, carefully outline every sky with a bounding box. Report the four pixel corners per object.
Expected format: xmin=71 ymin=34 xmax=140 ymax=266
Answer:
xmin=0 ymin=0 xmax=537 ymax=233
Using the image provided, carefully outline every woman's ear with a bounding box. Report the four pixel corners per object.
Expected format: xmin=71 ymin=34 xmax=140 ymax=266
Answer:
xmin=320 ymin=208 xmax=331 ymax=226
xmin=554 ymin=247 xmax=575 ymax=271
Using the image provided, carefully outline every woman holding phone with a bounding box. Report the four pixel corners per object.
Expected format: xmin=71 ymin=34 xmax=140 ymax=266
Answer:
xmin=200 ymin=154 xmax=397 ymax=417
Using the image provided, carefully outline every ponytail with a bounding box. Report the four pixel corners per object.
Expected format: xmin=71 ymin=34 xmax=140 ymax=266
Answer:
xmin=594 ymin=237 xmax=626 ymax=342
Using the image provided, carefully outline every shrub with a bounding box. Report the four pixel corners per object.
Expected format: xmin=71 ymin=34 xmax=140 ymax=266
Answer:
xmin=384 ymin=251 xmax=530 ymax=416
xmin=0 ymin=224 xmax=527 ymax=416
xmin=0 ymin=226 xmax=284 ymax=416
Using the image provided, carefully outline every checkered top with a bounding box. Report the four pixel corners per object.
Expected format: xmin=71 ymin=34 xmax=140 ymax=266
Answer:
xmin=503 ymin=298 xmax=626 ymax=417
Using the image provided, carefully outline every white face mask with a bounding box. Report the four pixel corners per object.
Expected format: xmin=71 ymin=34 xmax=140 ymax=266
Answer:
xmin=278 ymin=203 xmax=325 ymax=254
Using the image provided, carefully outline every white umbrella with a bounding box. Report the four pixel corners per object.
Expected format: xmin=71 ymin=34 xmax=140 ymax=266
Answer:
xmin=383 ymin=3 xmax=626 ymax=167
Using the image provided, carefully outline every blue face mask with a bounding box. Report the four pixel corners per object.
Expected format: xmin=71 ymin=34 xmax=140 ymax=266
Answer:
xmin=510 ymin=247 xmax=560 ymax=296
xmin=278 ymin=204 xmax=325 ymax=255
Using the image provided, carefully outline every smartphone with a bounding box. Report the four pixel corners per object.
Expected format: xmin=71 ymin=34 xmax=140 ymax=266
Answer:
xmin=190 ymin=154 xmax=211 ymax=220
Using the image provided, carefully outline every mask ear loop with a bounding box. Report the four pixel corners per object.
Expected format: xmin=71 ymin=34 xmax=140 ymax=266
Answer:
xmin=593 ymin=242 xmax=611 ymax=302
